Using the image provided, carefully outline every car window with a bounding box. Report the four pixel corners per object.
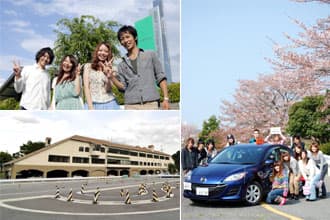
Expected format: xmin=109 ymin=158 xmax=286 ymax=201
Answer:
xmin=211 ymin=147 xmax=264 ymax=164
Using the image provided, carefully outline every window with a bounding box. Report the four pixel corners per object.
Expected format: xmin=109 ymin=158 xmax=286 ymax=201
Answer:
xmin=131 ymin=161 xmax=139 ymax=165
xmin=100 ymin=147 xmax=105 ymax=153
xmin=165 ymin=156 xmax=170 ymax=160
xmin=79 ymin=146 xmax=84 ymax=152
xmin=119 ymin=150 xmax=129 ymax=155
xmin=108 ymin=148 xmax=119 ymax=154
xmin=130 ymin=151 xmax=138 ymax=156
xmin=154 ymin=155 xmax=160 ymax=159
xmin=48 ymin=155 xmax=70 ymax=163
xmin=91 ymin=158 xmax=105 ymax=164
xmin=72 ymin=157 xmax=89 ymax=163
xmin=139 ymin=153 xmax=146 ymax=157
xmin=147 ymin=154 xmax=153 ymax=158
xmin=85 ymin=147 xmax=89 ymax=152
xmin=160 ymin=156 xmax=164 ymax=160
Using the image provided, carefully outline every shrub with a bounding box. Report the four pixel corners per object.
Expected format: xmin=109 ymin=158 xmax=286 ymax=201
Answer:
xmin=320 ymin=142 xmax=330 ymax=155
xmin=0 ymin=98 xmax=19 ymax=110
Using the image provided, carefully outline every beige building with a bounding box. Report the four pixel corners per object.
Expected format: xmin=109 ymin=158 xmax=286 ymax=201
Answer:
xmin=4 ymin=135 xmax=174 ymax=179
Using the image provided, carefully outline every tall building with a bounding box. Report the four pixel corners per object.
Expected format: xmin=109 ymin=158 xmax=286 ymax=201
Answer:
xmin=135 ymin=0 xmax=172 ymax=83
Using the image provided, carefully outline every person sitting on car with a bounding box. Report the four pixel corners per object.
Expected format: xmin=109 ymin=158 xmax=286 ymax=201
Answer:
xmin=266 ymin=161 xmax=289 ymax=206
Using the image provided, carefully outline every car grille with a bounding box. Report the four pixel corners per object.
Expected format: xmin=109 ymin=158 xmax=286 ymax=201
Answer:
xmin=192 ymin=183 xmax=227 ymax=197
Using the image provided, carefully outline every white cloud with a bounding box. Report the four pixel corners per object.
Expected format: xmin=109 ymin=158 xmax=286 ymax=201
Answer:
xmin=0 ymin=111 xmax=180 ymax=155
xmin=21 ymin=35 xmax=54 ymax=53
xmin=7 ymin=20 xmax=30 ymax=28
xmin=6 ymin=0 xmax=180 ymax=81
xmin=4 ymin=10 xmax=18 ymax=16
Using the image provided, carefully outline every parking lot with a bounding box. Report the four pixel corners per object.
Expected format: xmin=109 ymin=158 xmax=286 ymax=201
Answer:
xmin=182 ymin=176 xmax=330 ymax=220
xmin=0 ymin=176 xmax=179 ymax=220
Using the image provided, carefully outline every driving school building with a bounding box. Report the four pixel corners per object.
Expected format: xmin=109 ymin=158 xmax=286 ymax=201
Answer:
xmin=4 ymin=135 xmax=173 ymax=179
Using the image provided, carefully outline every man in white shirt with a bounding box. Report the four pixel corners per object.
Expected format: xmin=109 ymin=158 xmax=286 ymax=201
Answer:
xmin=13 ymin=47 xmax=54 ymax=110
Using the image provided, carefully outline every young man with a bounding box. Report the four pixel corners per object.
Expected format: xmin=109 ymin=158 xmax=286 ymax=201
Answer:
xmin=112 ymin=25 xmax=169 ymax=110
xmin=13 ymin=47 xmax=54 ymax=110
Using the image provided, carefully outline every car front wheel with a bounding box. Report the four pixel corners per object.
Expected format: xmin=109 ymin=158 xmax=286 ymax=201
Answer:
xmin=244 ymin=181 xmax=262 ymax=205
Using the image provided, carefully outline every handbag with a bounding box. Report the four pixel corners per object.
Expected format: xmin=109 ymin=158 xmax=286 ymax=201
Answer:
xmin=303 ymin=183 xmax=311 ymax=196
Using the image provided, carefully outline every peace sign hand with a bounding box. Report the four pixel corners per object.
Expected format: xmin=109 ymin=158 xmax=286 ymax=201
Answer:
xmin=13 ymin=60 xmax=22 ymax=78
xmin=75 ymin=64 xmax=81 ymax=76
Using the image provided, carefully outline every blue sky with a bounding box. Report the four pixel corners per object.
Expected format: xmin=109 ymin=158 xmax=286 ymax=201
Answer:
xmin=0 ymin=111 xmax=180 ymax=155
xmin=181 ymin=0 xmax=330 ymax=129
xmin=0 ymin=0 xmax=180 ymax=86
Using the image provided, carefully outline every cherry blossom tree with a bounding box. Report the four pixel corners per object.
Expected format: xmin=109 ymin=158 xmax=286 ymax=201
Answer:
xmin=181 ymin=122 xmax=199 ymax=147
xmin=220 ymin=0 xmax=329 ymax=136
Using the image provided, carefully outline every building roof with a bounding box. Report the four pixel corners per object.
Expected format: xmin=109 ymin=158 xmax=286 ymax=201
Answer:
xmin=0 ymin=73 xmax=21 ymax=101
xmin=4 ymin=135 xmax=171 ymax=166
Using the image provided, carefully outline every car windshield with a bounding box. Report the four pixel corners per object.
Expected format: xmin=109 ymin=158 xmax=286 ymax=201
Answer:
xmin=210 ymin=146 xmax=264 ymax=165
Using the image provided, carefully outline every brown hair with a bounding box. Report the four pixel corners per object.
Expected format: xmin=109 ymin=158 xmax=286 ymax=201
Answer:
xmin=273 ymin=161 xmax=284 ymax=178
xmin=91 ymin=42 xmax=112 ymax=71
xmin=186 ymin=137 xmax=195 ymax=146
xmin=281 ymin=151 xmax=290 ymax=162
xmin=56 ymin=55 xmax=78 ymax=84
xmin=309 ymin=142 xmax=320 ymax=153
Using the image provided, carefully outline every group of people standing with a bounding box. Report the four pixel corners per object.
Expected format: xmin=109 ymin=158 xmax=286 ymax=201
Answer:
xmin=13 ymin=25 xmax=169 ymax=110
xmin=182 ymin=130 xmax=328 ymax=205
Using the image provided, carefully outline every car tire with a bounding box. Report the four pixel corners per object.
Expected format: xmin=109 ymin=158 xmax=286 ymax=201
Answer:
xmin=244 ymin=181 xmax=262 ymax=205
xmin=190 ymin=199 xmax=202 ymax=204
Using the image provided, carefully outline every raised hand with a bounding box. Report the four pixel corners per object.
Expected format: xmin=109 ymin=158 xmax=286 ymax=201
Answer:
xmin=13 ymin=60 xmax=22 ymax=78
xmin=75 ymin=64 xmax=81 ymax=76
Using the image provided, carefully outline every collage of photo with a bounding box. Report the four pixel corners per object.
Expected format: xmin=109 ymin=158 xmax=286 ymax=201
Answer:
xmin=0 ymin=1 xmax=329 ymax=220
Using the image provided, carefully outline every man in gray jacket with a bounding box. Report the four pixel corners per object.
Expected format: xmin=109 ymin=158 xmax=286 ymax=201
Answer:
xmin=111 ymin=25 xmax=169 ymax=110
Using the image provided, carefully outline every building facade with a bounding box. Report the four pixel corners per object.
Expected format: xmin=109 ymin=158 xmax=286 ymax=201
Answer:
xmin=4 ymin=135 xmax=174 ymax=179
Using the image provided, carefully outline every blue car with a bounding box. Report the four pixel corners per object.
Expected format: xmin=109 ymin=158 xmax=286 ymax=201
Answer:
xmin=183 ymin=143 xmax=290 ymax=205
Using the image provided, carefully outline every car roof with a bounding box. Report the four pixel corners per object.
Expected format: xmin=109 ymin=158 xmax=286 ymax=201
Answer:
xmin=224 ymin=143 xmax=289 ymax=151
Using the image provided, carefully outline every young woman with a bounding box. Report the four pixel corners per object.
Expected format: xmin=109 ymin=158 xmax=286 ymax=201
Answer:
xmin=298 ymin=149 xmax=321 ymax=201
xmin=51 ymin=55 xmax=83 ymax=110
xmin=281 ymin=152 xmax=300 ymax=200
xmin=308 ymin=142 xmax=328 ymax=198
xmin=181 ymin=138 xmax=198 ymax=175
xmin=266 ymin=161 xmax=289 ymax=205
xmin=293 ymin=144 xmax=302 ymax=161
xmin=206 ymin=139 xmax=217 ymax=162
xmin=83 ymin=42 xmax=120 ymax=110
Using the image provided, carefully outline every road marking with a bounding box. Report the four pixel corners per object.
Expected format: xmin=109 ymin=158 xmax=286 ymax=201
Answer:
xmin=0 ymin=200 xmax=179 ymax=216
xmin=261 ymin=202 xmax=303 ymax=220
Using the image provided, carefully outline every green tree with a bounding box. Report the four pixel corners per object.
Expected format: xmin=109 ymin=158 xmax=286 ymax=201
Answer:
xmin=168 ymin=163 xmax=177 ymax=174
xmin=19 ymin=141 xmax=45 ymax=155
xmin=199 ymin=115 xmax=220 ymax=141
xmin=0 ymin=98 xmax=19 ymax=110
xmin=172 ymin=150 xmax=180 ymax=172
xmin=53 ymin=15 xmax=120 ymax=65
xmin=0 ymin=151 xmax=13 ymax=172
xmin=286 ymin=95 xmax=330 ymax=143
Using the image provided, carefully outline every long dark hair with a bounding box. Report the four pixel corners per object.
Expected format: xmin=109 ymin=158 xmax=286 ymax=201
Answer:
xmin=91 ymin=42 xmax=112 ymax=71
xmin=56 ymin=55 xmax=78 ymax=85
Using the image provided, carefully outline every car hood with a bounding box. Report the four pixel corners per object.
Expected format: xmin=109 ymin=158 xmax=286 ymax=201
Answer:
xmin=191 ymin=163 xmax=255 ymax=184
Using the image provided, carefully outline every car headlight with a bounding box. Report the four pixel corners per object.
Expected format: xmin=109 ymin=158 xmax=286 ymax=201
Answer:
xmin=185 ymin=170 xmax=192 ymax=181
xmin=224 ymin=172 xmax=246 ymax=182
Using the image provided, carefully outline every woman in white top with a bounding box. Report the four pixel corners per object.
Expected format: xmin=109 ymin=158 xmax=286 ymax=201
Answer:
xmin=298 ymin=149 xmax=321 ymax=201
xmin=83 ymin=42 xmax=119 ymax=110
xmin=308 ymin=142 xmax=328 ymax=198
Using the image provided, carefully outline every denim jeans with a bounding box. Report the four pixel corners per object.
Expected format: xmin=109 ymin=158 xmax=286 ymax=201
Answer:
xmin=266 ymin=188 xmax=284 ymax=204
xmin=320 ymin=164 xmax=328 ymax=196
xmin=308 ymin=173 xmax=321 ymax=200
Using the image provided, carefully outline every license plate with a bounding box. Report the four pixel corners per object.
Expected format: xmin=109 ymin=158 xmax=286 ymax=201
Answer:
xmin=184 ymin=182 xmax=192 ymax=190
xmin=196 ymin=187 xmax=209 ymax=196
